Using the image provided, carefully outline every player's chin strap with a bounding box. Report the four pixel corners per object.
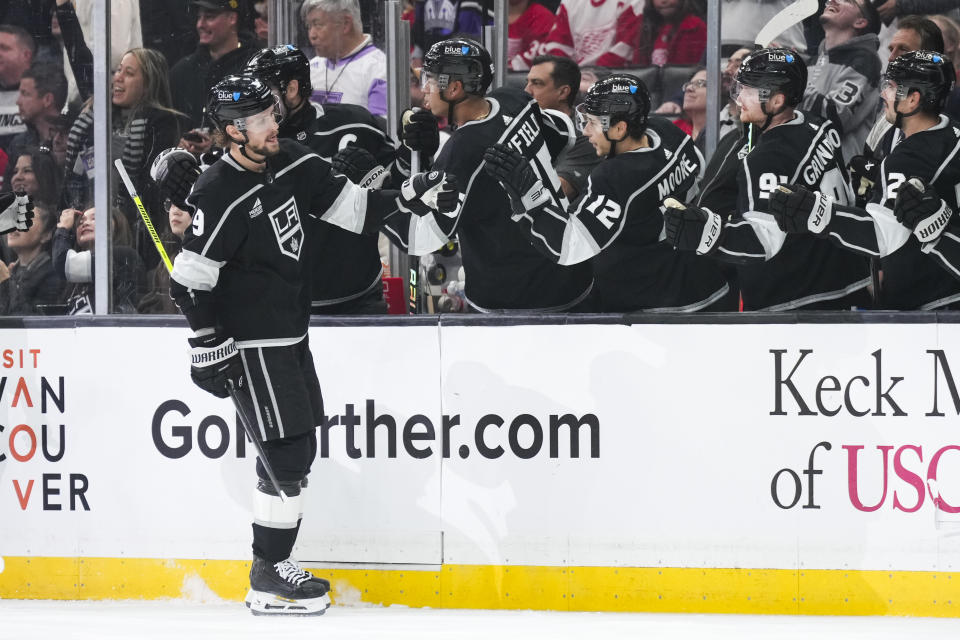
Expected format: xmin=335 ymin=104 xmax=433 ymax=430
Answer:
xmin=230 ymin=121 xmax=268 ymax=169
xmin=758 ymin=99 xmax=788 ymax=132
xmin=892 ymin=90 xmax=922 ymax=131
xmin=438 ymin=85 xmax=469 ymax=131
xmin=603 ymin=120 xmax=630 ymax=158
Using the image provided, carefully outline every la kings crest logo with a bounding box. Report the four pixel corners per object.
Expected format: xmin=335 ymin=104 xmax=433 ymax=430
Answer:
xmin=268 ymin=196 xmax=304 ymax=260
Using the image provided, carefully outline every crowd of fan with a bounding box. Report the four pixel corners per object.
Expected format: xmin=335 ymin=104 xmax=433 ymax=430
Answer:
xmin=0 ymin=0 xmax=959 ymax=315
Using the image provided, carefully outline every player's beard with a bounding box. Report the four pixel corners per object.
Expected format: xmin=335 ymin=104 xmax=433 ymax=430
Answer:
xmin=247 ymin=135 xmax=281 ymax=159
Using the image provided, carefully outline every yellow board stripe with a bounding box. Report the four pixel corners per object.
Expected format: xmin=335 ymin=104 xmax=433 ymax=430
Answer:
xmin=1 ymin=557 xmax=959 ymax=617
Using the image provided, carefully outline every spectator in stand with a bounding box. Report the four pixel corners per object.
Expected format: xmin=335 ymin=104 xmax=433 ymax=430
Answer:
xmin=525 ymin=54 xmax=600 ymax=200
xmin=0 ymin=26 xmax=35 ymax=156
xmin=411 ymin=0 xmax=492 ymax=63
xmin=53 ymin=205 xmax=145 ymax=314
xmin=801 ymin=0 xmax=882 ymax=162
xmin=0 ymin=1 xmax=59 ymax=63
xmin=9 ymin=145 xmax=60 ymax=199
xmin=112 ymin=48 xmax=188 ymax=270
xmin=54 ymin=0 xmax=94 ymax=103
xmin=508 ymin=0 xmax=556 ymax=71
xmin=672 ymin=67 xmax=708 ymax=151
xmin=170 ymin=0 xmax=257 ymax=138
xmin=928 ymin=13 xmax=960 ymax=68
xmin=252 ymin=1 xmax=269 ymax=43
xmin=541 ymin=0 xmax=643 ymax=68
xmin=302 ymin=0 xmax=388 ymax=117
xmin=5 ymin=62 xmax=67 ymax=185
xmin=635 ymin=0 xmax=706 ymax=66
xmin=0 ymin=201 xmax=61 ymax=315
xmin=73 ymin=0 xmax=141 ymax=68
xmin=140 ymin=0 xmax=197 ymax=69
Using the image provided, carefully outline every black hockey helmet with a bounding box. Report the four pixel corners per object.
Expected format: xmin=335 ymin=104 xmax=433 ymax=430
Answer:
xmin=577 ymin=74 xmax=651 ymax=135
xmin=422 ymin=37 xmax=494 ymax=96
xmin=246 ymin=44 xmax=312 ymax=100
xmin=734 ymin=47 xmax=807 ymax=107
xmin=884 ymin=50 xmax=955 ymax=113
xmin=206 ymin=74 xmax=281 ymax=135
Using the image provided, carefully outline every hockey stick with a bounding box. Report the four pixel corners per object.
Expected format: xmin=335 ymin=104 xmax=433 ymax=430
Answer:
xmin=403 ymin=109 xmax=424 ymax=315
xmin=115 ymin=159 xmax=174 ymax=273
xmin=754 ymin=0 xmax=820 ymax=48
xmin=227 ymin=380 xmax=288 ymax=503
xmin=747 ymin=0 xmax=821 ymax=150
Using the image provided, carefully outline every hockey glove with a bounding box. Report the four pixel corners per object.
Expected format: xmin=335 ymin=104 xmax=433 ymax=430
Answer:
xmin=894 ymin=178 xmax=953 ymax=243
xmin=483 ymin=143 xmax=550 ymax=216
xmin=401 ymin=108 xmax=440 ymax=156
xmin=150 ymin=147 xmax=201 ymax=210
xmin=331 ymin=146 xmax=388 ymax=189
xmin=0 ymin=192 xmax=34 ymax=235
xmin=768 ymin=184 xmax=832 ymax=234
xmin=848 ymin=155 xmax=879 ymax=201
xmin=188 ymin=333 xmax=244 ymax=399
xmin=398 ymin=171 xmax=460 ymax=217
xmin=662 ymin=198 xmax=722 ymax=255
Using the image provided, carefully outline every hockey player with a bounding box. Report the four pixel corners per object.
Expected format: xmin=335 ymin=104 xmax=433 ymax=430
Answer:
xmin=767 ymin=51 xmax=960 ymax=309
xmin=397 ymin=36 xmax=594 ymax=312
xmin=482 ymin=75 xmax=733 ymax=312
xmin=246 ymin=44 xmax=397 ymax=314
xmin=663 ymin=48 xmax=872 ymax=311
xmin=169 ymin=74 xmax=455 ymax=615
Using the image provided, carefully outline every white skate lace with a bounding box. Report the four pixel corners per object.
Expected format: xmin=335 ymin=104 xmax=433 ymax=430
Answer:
xmin=274 ymin=559 xmax=312 ymax=586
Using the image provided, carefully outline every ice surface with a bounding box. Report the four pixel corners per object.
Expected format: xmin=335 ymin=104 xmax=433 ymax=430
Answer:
xmin=1 ymin=600 xmax=959 ymax=640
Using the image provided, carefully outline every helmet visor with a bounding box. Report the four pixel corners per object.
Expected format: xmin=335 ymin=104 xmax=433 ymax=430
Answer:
xmin=420 ymin=70 xmax=448 ymax=94
xmin=880 ymin=78 xmax=905 ymax=100
xmin=730 ymin=81 xmax=772 ymax=107
xmin=237 ymin=94 xmax=284 ymax=134
xmin=575 ymin=103 xmax=610 ymax=133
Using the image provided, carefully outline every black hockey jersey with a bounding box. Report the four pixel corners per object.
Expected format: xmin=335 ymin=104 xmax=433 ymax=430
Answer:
xmin=713 ymin=112 xmax=872 ymax=310
xmin=820 ymin=115 xmax=960 ymax=309
xmin=170 ymin=139 xmax=397 ymax=343
xmin=281 ymin=101 xmax=396 ymax=309
xmin=390 ymin=86 xmax=593 ymax=311
xmin=510 ymin=117 xmax=730 ymax=311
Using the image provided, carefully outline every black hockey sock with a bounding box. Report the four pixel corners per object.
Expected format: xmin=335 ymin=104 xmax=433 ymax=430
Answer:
xmin=252 ymin=519 xmax=302 ymax=562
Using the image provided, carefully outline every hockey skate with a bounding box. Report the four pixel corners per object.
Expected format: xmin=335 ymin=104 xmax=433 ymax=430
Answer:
xmin=245 ymin=556 xmax=331 ymax=616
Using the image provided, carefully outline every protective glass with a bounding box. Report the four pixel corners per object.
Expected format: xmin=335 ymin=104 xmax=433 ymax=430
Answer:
xmin=682 ymin=79 xmax=708 ymax=92
xmin=575 ymin=103 xmax=610 ymax=132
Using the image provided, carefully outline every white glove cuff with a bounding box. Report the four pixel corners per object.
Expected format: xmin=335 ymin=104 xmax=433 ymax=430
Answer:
xmin=808 ymin=191 xmax=833 ymax=234
xmin=913 ymin=200 xmax=952 ymax=243
xmin=697 ymin=208 xmax=722 ymax=255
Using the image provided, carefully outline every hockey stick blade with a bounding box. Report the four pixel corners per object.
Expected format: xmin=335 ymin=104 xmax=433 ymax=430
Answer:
xmin=227 ymin=381 xmax=288 ymax=503
xmin=754 ymin=0 xmax=819 ymax=48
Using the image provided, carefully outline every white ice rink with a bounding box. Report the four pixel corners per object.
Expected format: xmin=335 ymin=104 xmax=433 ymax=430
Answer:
xmin=2 ymin=600 xmax=960 ymax=640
